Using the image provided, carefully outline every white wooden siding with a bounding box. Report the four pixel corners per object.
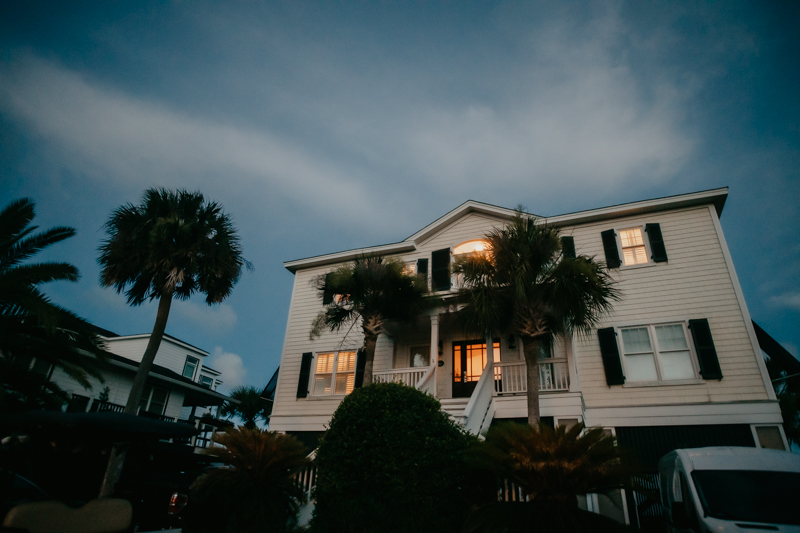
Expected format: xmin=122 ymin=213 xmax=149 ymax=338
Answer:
xmin=105 ymin=337 xmax=207 ymax=378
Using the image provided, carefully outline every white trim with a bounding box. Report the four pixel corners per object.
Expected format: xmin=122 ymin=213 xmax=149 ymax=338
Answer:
xmin=105 ymin=334 xmax=210 ymax=356
xmin=616 ymin=321 xmax=700 ymax=384
xmin=284 ymin=242 xmax=416 ymax=273
xmin=751 ymin=423 xmax=790 ymax=451
xmin=707 ymin=206 xmax=776 ymax=401
xmin=584 ymin=400 xmax=782 ymax=427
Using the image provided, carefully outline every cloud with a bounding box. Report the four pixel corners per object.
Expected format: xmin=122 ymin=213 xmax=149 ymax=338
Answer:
xmin=208 ymin=347 xmax=246 ymax=391
xmin=173 ymin=301 xmax=237 ymax=336
xmin=768 ymin=292 xmax=800 ymax=311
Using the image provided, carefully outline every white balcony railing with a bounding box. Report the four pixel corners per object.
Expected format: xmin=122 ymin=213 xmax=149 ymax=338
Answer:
xmin=493 ymin=360 xmax=569 ymax=395
xmin=373 ymin=367 xmax=430 ymax=388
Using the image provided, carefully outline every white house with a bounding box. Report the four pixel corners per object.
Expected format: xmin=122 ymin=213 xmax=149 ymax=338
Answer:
xmin=49 ymin=329 xmax=232 ymax=446
xmin=269 ymin=187 xmax=787 ymax=526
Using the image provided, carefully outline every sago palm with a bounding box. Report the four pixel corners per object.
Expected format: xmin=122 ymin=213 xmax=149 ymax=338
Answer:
xmin=97 ymin=188 xmax=248 ymax=495
xmin=311 ymin=255 xmax=435 ymax=385
xmin=454 ymin=211 xmax=618 ymax=424
xmin=0 ymin=198 xmax=108 ymax=412
xmin=464 ymin=422 xmax=633 ymax=533
xmin=187 ymin=427 xmax=311 ymax=533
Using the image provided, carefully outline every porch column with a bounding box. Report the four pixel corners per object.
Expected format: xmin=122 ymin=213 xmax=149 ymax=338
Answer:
xmin=430 ymin=314 xmax=439 ymax=398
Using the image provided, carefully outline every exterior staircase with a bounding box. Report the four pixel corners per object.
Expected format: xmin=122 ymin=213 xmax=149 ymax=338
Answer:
xmin=439 ymin=398 xmax=470 ymax=423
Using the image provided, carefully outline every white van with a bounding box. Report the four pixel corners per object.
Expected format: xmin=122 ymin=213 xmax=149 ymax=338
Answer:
xmin=658 ymin=447 xmax=800 ymax=532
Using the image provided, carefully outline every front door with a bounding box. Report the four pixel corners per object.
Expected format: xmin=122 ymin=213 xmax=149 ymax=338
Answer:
xmin=452 ymin=339 xmax=500 ymax=398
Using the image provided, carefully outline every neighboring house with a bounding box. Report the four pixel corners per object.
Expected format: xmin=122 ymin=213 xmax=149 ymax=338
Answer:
xmin=49 ymin=329 xmax=233 ymax=448
xmin=270 ymin=187 xmax=788 ymax=526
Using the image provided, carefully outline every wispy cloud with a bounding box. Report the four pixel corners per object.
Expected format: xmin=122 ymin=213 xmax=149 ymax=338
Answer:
xmin=208 ymin=347 xmax=246 ymax=391
xmin=174 ymin=301 xmax=237 ymax=336
xmin=769 ymin=292 xmax=800 ymax=311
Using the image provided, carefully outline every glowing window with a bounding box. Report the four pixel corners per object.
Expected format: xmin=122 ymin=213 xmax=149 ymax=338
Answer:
xmin=619 ymin=228 xmax=649 ymax=266
xmin=453 ymin=240 xmax=489 ymax=255
xmin=313 ymin=351 xmax=357 ymax=395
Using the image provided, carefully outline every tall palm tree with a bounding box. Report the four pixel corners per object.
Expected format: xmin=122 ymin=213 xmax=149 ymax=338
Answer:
xmin=97 ymin=188 xmax=248 ymax=495
xmin=454 ymin=211 xmax=618 ymax=425
xmin=187 ymin=427 xmax=311 ymax=533
xmin=0 ymin=198 xmax=108 ymax=412
xmin=220 ymin=385 xmax=273 ymax=429
xmin=310 ymin=255 xmax=435 ymax=385
xmin=465 ymin=422 xmax=633 ymax=532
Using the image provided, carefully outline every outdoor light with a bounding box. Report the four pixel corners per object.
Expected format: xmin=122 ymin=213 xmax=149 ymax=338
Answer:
xmin=507 ymin=335 xmax=516 ymax=350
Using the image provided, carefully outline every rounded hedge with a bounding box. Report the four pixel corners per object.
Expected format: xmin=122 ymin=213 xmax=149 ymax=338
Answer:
xmin=311 ymin=382 xmax=478 ymax=533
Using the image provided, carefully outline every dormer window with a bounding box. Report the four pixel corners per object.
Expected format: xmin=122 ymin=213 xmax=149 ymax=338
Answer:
xmin=183 ymin=356 xmax=199 ymax=380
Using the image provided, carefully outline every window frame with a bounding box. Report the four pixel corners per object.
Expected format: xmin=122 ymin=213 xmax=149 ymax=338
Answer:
xmin=616 ymin=321 xmax=703 ymax=386
xmin=138 ymin=384 xmax=170 ymax=415
xmin=183 ymin=356 xmax=199 ymax=380
xmin=615 ymin=226 xmax=654 ymax=269
xmin=311 ymin=349 xmax=359 ymax=397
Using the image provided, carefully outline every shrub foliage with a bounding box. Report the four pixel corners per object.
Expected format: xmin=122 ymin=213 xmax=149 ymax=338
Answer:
xmin=312 ymin=382 xmax=478 ymax=533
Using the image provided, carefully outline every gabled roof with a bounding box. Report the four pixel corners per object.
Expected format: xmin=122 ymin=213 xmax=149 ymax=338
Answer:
xmin=284 ymin=187 xmax=728 ymax=273
xmin=103 ymin=332 xmax=210 ymax=357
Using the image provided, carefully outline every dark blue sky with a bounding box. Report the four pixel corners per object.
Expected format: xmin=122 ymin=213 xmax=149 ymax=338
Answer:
xmin=1 ymin=1 xmax=798 ymax=390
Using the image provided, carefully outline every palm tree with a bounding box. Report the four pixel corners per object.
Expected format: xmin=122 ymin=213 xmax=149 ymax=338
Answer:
xmin=220 ymin=385 xmax=273 ymax=429
xmin=186 ymin=427 xmax=311 ymax=533
xmin=0 ymin=198 xmax=108 ymax=412
xmin=97 ymin=188 xmax=248 ymax=496
xmin=310 ymin=255 xmax=435 ymax=385
xmin=464 ymin=422 xmax=633 ymax=532
xmin=454 ymin=211 xmax=618 ymax=425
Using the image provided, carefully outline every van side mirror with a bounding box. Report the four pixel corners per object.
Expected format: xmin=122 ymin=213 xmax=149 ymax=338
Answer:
xmin=671 ymin=501 xmax=692 ymax=529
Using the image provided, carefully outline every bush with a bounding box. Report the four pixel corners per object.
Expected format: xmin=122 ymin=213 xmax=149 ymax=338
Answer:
xmin=311 ymin=382 xmax=480 ymax=533
xmin=185 ymin=427 xmax=311 ymax=533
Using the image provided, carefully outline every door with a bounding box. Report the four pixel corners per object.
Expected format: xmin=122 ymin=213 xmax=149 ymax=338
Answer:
xmin=452 ymin=339 xmax=500 ymax=398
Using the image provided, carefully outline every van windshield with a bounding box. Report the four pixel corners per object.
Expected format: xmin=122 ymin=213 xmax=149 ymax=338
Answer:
xmin=691 ymin=470 xmax=800 ymax=525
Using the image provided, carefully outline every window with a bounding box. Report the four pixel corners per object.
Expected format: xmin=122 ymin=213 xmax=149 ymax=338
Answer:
xmin=313 ymin=351 xmax=357 ymax=395
xmin=199 ymin=375 xmax=214 ymax=389
xmin=138 ymin=385 xmax=170 ymax=415
xmin=619 ymin=323 xmax=696 ymax=382
xmin=453 ymin=240 xmax=488 ymax=255
xmin=183 ymin=356 xmax=199 ymax=380
xmin=619 ymin=227 xmax=648 ymax=266
xmin=410 ymin=345 xmax=430 ymax=367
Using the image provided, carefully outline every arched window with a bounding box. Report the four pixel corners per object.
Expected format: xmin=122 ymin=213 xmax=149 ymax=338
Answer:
xmin=452 ymin=239 xmax=488 ymax=255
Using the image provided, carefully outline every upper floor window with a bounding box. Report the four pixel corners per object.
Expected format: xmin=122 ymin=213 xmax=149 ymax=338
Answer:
xmin=619 ymin=323 xmax=696 ymax=382
xmin=199 ymin=375 xmax=214 ymax=389
xmin=183 ymin=356 xmax=199 ymax=380
xmin=619 ymin=228 xmax=648 ymax=266
xmin=453 ymin=240 xmax=489 ymax=255
xmin=313 ymin=350 xmax=357 ymax=395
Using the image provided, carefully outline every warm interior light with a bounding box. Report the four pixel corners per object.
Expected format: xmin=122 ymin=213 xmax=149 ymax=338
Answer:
xmin=453 ymin=240 xmax=489 ymax=255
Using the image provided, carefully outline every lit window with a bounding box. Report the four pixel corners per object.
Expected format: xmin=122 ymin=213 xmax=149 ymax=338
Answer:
xmin=619 ymin=228 xmax=648 ymax=266
xmin=453 ymin=240 xmax=489 ymax=255
xmin=313 ymin=351 xmax=357 ymax=395
xmin=183 ymin=356 xmax=199 ymax=379
xmin=620 ymin=323 xmax=696 ymax=382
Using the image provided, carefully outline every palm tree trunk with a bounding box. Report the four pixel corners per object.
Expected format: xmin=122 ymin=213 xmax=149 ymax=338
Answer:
xmin=360 ymin=315 xmax=381 ymax=386
xmin=98 ymin=292 xmax=173 ymax=498
xmin=521 ymin=335 xmax=542 ymax=426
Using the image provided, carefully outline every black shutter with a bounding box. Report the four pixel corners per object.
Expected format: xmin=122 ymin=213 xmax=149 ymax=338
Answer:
xmin=431 ymin=248 xmax=451 ymax=291
xmin=322 ymin=273 xmax=335 ymax=305
xmin=561 ymin=236 xmax=576 ymax=259
xmin=645 ymin=223 xmax=668 ymax=263
xmin=296 ymin=352 xmax=313 ymax=398
xmin=689 ymin=319 xmax=722 ymax=380
xmin=416 ymin=258 xmax=429 ymax=280
xmin=354 ymin=348 xmax=366 ymax=388
xmin=601 ymin=230 xmax=621 ymax=268
xmin=598 ymin=328 xmax=625 ymax=386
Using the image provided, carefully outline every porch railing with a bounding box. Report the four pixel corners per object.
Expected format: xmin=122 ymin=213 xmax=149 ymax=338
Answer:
xmin=373 ymin=367 xmax=430 ymax=388
xmin=493 ymin=360 xmax=569 ymax=395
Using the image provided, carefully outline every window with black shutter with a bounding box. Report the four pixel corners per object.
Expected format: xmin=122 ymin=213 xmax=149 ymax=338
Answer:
xmin=601 ymin=230 xmax=621 ymax=268
xmin=296 ymin=352 xmax=313 ymax=398
xmin=561 ymin=236 xmax=576 ymax=259
xmin=689 ymin=319 xmax=722 ymax=380
xmin=354 ymin=349 xmax=367 ymax=388
xmin=645 ymin=223 xmax=668 ymax=263
xmin=598 ymin=327 xmax=625 ymax=386
xmin=416 ymin=258 xmax=429 ymax=283
xmin=431 ymin=248 xmax=451 ymax=291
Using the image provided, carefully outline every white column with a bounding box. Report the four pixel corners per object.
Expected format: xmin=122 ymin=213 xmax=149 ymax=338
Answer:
xmin=430 ymin=314 xmax=439 ymax=398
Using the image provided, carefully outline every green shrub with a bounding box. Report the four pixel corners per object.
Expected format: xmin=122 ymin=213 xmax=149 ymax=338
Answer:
xmin=311 ymin=382 xmax=480 ymax=533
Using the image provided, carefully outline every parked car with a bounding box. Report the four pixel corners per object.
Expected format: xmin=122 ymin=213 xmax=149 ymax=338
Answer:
xmin=658 ymin=447 xmax=800 ymax=532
